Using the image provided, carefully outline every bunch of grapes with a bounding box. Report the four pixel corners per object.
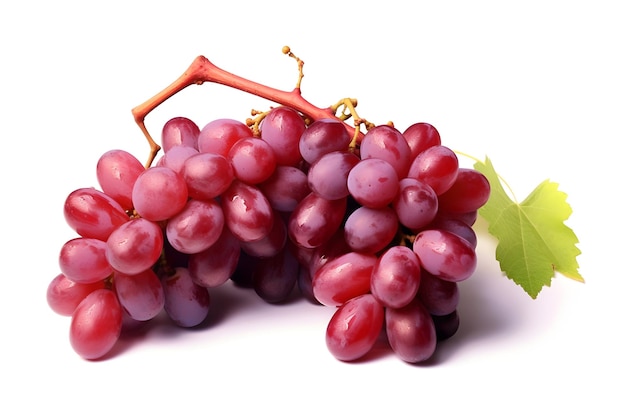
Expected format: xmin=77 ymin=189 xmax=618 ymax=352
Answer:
xmin=46 ymin=104 xmax=490 ymax=362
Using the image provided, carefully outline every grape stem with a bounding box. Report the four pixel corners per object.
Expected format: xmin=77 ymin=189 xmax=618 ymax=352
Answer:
xmin=132 ymin=52 xmax=364 ymax=167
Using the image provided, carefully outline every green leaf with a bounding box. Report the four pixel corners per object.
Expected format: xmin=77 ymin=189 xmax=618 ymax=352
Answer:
xmin=473 ymin=157 xmax=584 ymax=298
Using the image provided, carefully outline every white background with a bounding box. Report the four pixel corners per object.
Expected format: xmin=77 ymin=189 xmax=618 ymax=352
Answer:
xmin=1 ymin=1 xmax=624 ymax=415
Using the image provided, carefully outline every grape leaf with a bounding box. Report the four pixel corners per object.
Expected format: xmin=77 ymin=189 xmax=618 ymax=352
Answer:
xmin=473 ymin=157 xmax=584 ymax=298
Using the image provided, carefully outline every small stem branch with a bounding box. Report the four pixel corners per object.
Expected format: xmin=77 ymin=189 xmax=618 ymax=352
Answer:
xmin=132 ymin=55 xmax=363 ymax=167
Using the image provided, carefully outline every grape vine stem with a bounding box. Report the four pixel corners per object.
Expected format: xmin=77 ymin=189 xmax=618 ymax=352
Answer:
xmin=132 ymin=54 xmax=364 ymax=167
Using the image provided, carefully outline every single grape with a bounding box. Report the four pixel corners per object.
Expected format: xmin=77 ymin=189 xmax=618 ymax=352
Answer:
xmin=221 ymin=180 xmax=274 ymax=242
xmin=360 ymin=124 xmax=412 ymax=178
xmin=239 ymin=211 xmax=287 ymax=258
xmin=182 ymin=152 xmax=234 ymax=200
xmin=393 ymin=177 xmax=438 ymax=230
xmin=63 ymin=187 xmax=129 ymax=241
xmin=402 ymin=122 xmax=441 ymax=160
xmin=70 ymin=288 xmax=123 ymax=360
xmin=162 ymin=267 xmax=211 ymax=327
xmin=161 ymin=116 xmax=200 ymax=152
xmin=417 ymin=269 xmax=460 ymax=316
xmin=385 ymin=297 xmax=437 ymax=363
xmin=252 ymin=248 xmax=299 ymax=303
xmin=287 ymin=192 xmax=347 ymax=249
xmin=437 ymin=168 xmax=490 ymax=213
xmin=260 ymin=106 xmax=307 ymax=166
xmin=228 ymin=137 xmax=277 ymax=184
xmin=347 ymin=158 xmax=399 ymax=209
xmin=432 ymin=310 xmax=460 ymax=341
xmin=370 ymin=246 xmax=421 ymax=309
xmin=307 ymin=150 xmax=359 ymax=200
xmin=59 ymin=237 xmax=112 ymax=284
xmin=156 ymin=145 xmax=199 ymax=174
xmin=407 ymin=145 xmax=459 ymax=195
xmin=188 ymin=227 xmax=241 ymax=288
xmin=166 ymin=199 xmax=225 ymax=254
xmin=106 ymin=218 xmax=164 ymax=276
xmin=258 ymin=165 xmax=310 ymax=212
xmin=113 ymin=269 xmax=164 ymax=321
xmin=343 ymin=206 xmax=398 ymax=254
xmin=298 ymin=118 xmax=352 ymax=164
xmin=325 ymin=294 xmax=384 ymax=361
xmin=46 ymin=273 xmax=106 ymax=316
xmin=96 ymin=149 xmax=145 ymax=211
xmin=312 ymin=251 xmax=377 ymax=306
xmin=428 ymin=217 xmax=477 ymax=248
xmin=197 ymin=118 xmax=252 ymax=157
xmin=132 ymin=166 xmax=188 ymax=221
xmin=413 ymin=229 xmax=477 ymax=282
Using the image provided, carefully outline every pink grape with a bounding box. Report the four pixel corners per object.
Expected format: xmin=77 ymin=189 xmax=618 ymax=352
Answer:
xmin=70 ymin=288 xmax=123 ymax=360
xmin=312 ymin=251 xmax=377 ymax=306
xmin=360 ymin=124 xmax=412 ymax=178
xmin=165 ymin=199 xmax=225 ymax=254
xmin=385 ymin=297 xmax=437 ymax=363
xmin=106 ymin=218 xmax=164 ymax=275
xmin=46 ymin=273 xmax=106 ymax=316
xmin=412 ymin=229 xmax=477 ymax=282
xmin=347 ymin=158 xmax=399 ymax=209
xmin=260 ymin=106 xmax=307 ymax=166
xmin=370 ymin=246 xmax=421 ymax=309
xmin=299 ymin=118 xmax=352 ymax=164
xmin=161 ymin=116 xmax=200 ymax=152
xmin=228 ymin=137 xmax=277 ymax=184
xmin=132 ymin=166 xmax=188 ymax=221
xmin=417 ymin=270 xmax=459 ymax=316
xmin=393 ymin=177 xmax=438 ymax=230
xmin=162 ymin=267 xmax=211 ymax=327
xmin=96 ymin=149 xmax=145 ymax=211
xmin=325 ymin=294 xmax=384 ymax=361
xmin=59 ymin=237 xmax=112 ymax=284
xmin=113 ymin=269 xmax=164 ymax=321
xmin=197 ymin=118 xmax=252 ymax=156
xmin=63 ymin=187 xmax=129 ymax=241
xmin=221 ymin=180 xmax=274 ymax=242
xmin=437 ymin=168 xmax=491 ymax=213
xmin=307 ymin=150 xmax=359 ymax=200
xmin=429 ymin=217 xmax=477 ymax=248
xmin=188 ymin=227 xmax=241 ymax=288
xmin=252 ymin=248 xmax=299 ymax=303
xmin=407 ymin=145 xmax=459 ymax=195
xmin=182 ymin=152 xmax=234 ymax=200
xmin=343 ymin=206 xmax=398 ymax=254
xmin=258 ymin=165 xmax=310 ymax=212
xmin=288 ymin=192 xmax=347 ymax=249
xmin=402 ymin=122 xmax=441 ymax=160
xmin=239 ymin=211 xmax=287 ymax=258
xmin=156 ymin=145 xmax=199 ymax=173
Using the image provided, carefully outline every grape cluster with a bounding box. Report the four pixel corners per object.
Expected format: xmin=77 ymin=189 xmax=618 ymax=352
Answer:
xmin=47 ymin=106 xmax=490 ymax=362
